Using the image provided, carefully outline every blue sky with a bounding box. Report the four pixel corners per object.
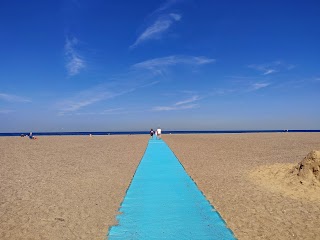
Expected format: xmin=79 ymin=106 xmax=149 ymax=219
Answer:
xmin=0 ymin=0 xmax=319 ymax=132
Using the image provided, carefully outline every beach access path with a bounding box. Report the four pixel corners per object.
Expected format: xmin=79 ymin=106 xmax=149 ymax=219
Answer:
xmin=108 ymin=138 xmax=235 ymax=239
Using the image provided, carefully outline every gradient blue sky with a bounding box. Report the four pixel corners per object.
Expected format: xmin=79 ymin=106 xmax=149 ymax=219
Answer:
xmin=1 ymin=0 xmax=319 ymax=132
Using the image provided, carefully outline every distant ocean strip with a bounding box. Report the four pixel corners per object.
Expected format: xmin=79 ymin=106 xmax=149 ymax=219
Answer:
xmin=0 ymin=130 xmax=320 ymax=137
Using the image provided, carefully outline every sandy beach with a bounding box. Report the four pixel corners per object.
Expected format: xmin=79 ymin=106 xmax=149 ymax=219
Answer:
xmin=164 ymin=133 xmax=320 ymax=240
xmin=0 ymin=135 xmax=149 ymax=240
xmin=1 ymin=133 xmax=320 ymax=239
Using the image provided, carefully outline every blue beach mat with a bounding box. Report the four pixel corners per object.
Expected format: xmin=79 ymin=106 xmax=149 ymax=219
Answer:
xmin=108 ymin=138 xmax=235 ymax=239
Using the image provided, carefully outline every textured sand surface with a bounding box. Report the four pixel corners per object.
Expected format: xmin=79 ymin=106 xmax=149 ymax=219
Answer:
xmin=0 ymin=135 xmax=149 ymax=240
xmin=250 ymin=150 xmax=320 ymax=203
xmin=164 ymin=133 xmax=320 ymax=240
xmin=2 ymin=133 xmax=320 ymax=240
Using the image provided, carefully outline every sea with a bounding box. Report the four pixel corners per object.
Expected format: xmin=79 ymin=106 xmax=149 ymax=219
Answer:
xmin=0 ymin=130 xmax=319 ymax=137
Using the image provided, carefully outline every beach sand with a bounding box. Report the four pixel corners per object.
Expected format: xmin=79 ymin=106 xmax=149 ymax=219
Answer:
xmin=1 ymin=133 xmax=320 ymax=240
xmin=164 ymin=133 xmax=320 ymax=240
xmin=0 ymin=135 xmax=149 ymax=240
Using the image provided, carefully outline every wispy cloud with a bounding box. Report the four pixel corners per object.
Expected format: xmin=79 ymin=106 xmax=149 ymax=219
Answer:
xmin=169 ymin=13 xmax=182 ymax=21
xmin=208 ymin=82 xmax=270 ymax=96
xmin=0 ymin=93 xmax=31 ymax=103
xmin=65 ymin=36 xmax=86 ymax=76
xmin=153 ymin=104 xmax=198 ymax=111
xmin=71 ymin=108 xmax=127 ymax=115
xmin=225 ymin=75 xmax=259 ymax=80
xmin=263 ymin=69 xmax=276 ymax=75
xmin=59 ymin=90 xmax=118 ymax=113
xmin=248 ymin=61 xmax=295 ymax=75
xmin=152 ymin=0 xmax=183 ymax=14
xmin=130 ymin=13 xmax=181 ymax=48
xmin=210 ymin=88 xmax=236 ymax=96
xmin=58 ymin=80 xmax=159 ymax=114
xmin=175 ymin=95 xmax=200 ymax=106
xmin=101 ymin=108 xmax=125 ymax=114
xmin=152 ymin=95 xmax=200 ymax=111
xmin=132 ymin=55 xmax=215 ymax=74
xmin=249 ymin=82 xmax=271 ymax=91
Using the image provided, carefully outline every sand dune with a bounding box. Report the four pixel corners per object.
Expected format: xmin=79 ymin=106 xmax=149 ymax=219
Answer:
xmin=250 ymin=150 xmax=320 ymax=204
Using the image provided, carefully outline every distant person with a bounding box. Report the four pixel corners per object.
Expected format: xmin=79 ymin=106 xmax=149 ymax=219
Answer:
xmin=150 ymin=129 xmax=154 ymax=138
xmin=156 ymin=127 xmax=162 ymax=139
xmin=29 ymin=132 xmax=37 ymax=140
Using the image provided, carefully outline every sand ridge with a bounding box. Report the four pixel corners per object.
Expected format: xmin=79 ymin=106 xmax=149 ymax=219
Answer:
xmin=292 ymin=150 xmax=320 ymax=184
xmin=250 ymin=150 xmax=320 ymax=204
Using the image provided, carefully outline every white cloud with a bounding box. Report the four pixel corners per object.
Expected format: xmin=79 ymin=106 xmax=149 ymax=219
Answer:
xmin=130 ymin=13 xmax=182 ymax=48
xmin=210 ymin=88 xmax=236 ymax=96
xmin=0 ymin=93 xmax=31 ymax=103
xmin=72 ymin=108 xmax=126 ymax=115
xmin=248 ymin=61 xmax=295 ymax=75
xmin=153 ymin=104 xmax=198 ymax=111
xmin=169 ymin=13 xmax=181 ymax=21
xmin=65 ymin=37 xmax=86 ymax=76
xmin=152 ymin=95 xmax=200 ymax=111
xmin=132 ymin=55 xmax=215 ymax=73
xmin=60 ymin=94 xmax=113 ymax=113
xmin=101 ymin=108 xmax=125 ymax=114
xmin=58 ymin=81 xmax=160 ymax=114
xmin=248 ymin=64 xmax=276 ymax=75
xmin=250 ymin=82 xmax=271 ymax=91
xmin=175 ymin=95 xmax=200 ymax=106
xmin=153 ymin=0 xmax=182 ymax=14
xmin=58 ymin=87 xmax=126 ymax=114
xmin=208 ymin=83 xmax=269 ymax=96
xmin=263 ymin=69 xmax=277 ymax=75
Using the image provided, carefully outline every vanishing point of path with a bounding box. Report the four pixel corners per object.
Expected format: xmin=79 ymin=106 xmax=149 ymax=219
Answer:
xmin=108 ymin=138 xmax=235 ymax=239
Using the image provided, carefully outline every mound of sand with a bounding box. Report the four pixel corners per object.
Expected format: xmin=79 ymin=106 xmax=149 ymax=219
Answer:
xmin=249 ymin=150 xmax=320 ymax=202
xmin=291 ymin=150 xmax=320 ymax=185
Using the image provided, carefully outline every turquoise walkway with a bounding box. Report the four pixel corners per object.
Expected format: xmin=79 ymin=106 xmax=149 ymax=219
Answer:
xmin=108 ymin=138 xmax=235 ymax=240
